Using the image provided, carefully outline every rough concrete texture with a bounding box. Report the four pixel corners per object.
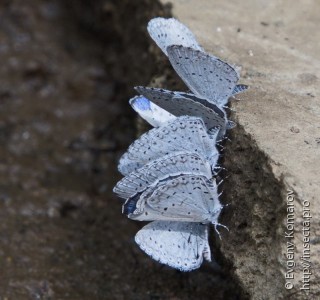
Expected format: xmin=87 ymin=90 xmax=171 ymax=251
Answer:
xmin=162 ymin=0 xmax=319 ymax=299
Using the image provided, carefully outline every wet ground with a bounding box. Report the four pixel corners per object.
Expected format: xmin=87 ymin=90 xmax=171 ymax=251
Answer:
xmin=0 ymin=1 xmax=241 ymax=299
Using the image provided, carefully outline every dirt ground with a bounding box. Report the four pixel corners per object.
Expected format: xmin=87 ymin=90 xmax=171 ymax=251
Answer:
xmin=0 ymin=1 xmax=242 ymax=299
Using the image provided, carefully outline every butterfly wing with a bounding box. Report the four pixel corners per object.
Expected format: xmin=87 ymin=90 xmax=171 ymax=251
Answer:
xmin=129 ymin=95 xmax=176 ymax=127
xmin=114 ymin=151 xmax=212 ymax=199
xmin=124 ymin=174 xmax=222 ymax=225
xmin=135 ymin=221 xmax=211 ymax=271
xmin=232 ymin=84 xmax=249 ymax=95
xmin=135 ymin=86 xmax=228 ymax=139
xmin=118 ymin=116 xmax=219 ymax=175
xmin=147 ymin=17 xmax=203 ymax=56
xmin=167 ymin=45 xmax=239 ymax=107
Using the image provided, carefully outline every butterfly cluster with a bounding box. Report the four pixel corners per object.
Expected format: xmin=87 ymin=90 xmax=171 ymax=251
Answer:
xmin=113 ymin=17 xmax=247 ymax=271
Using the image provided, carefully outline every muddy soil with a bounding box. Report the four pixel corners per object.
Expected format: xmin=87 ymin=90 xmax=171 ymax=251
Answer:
xmin=0 ymin=1 xmax=241 ymax=299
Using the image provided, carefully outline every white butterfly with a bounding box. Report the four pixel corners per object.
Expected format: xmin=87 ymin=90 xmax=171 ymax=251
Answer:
xmin=147 ymin=17 xmax=203 ymax=55
xmin=133 ymin=86 xmax=235 ymax=140
xmin=118 ymin=116 xmax=220 ymax=176
xmin=167 ymin=45 xmax=240 ymax=108
xmin=123 ymin=174 xmax=222 ymax=227
xmin=147 ymin=17 xmax=247 ymax=108
xmin=132 ymin=17 xmax=247 ymax=142
xmin=135 ymin=221 xmax=211 ymax=271
xmin=114 ymin=151 xmax=212 ymax=200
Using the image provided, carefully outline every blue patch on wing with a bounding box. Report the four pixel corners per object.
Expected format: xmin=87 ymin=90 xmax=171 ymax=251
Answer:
xmin=131 ymin=96 xmax=151 ymax=111
xmin=123 ymin=192 xmax=141 ymax=215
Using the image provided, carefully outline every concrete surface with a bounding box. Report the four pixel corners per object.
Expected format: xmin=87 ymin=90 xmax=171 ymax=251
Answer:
xmin=161 ymin=0 xmax=320 ymax=299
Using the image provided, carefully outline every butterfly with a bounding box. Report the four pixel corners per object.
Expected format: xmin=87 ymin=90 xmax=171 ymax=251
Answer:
xmin=123 ymin=174 xmax=222 ymax=227
xmin=135 ymin=221 xmax=211 ymax=271
xmin=132 ymin=86 xmax=238 ymax=140
xmin=132 ymin=18 xmax=247 ymax=140
xmin=114 ymin=151 xmax=212 ymax=200
xmin=147 ymin=17 xmax=204 ymax=55
xmin=148 ymin=17 xmax=248 ymax=107
xmin=118 ymin=116 xmax=220 ymax=176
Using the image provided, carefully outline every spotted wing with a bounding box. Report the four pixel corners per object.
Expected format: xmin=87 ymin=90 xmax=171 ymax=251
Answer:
xmin=135 ymin=86 xmax=228 ymax=139
xmin=167 ymin=45 xmax=239 ymax=107
xmin=124 ymin=174 xmax=222 ymax=225
xmin=118 ymin=116 xmax=219 ymax=175
xmin=114 ymin=151 xmax=212 ymax=199
xmin=147 ymin=17 xmax=203 ymax=56
xmin=135 ymin=221 xmax=211 ymax=271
